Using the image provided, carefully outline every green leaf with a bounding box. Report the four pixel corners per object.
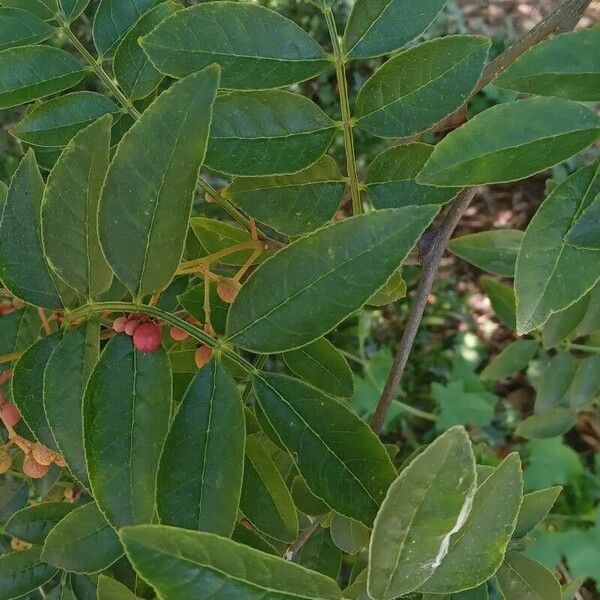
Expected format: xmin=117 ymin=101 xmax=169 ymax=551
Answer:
xmin=12 ymin=332 xmax=61 ymax=451
xmin=542 ymin=294 xmax=590 ymax=349
xmin=419 ymin=453 xmax=523 ymax=594
xmin=0 ymin=45 xmax=86 ymax=109
xmin=356 ymin=36 xmax=490 ymax=138
xmin=514 ymin=487 xmax=562 ymax=539
xmin=253 ymin=372 xmax=397 ymax=526
xmin=113 ymin=2 xmax=174 ymax=101
xmin=93 ymin=0 xmax=158 ymax=58
xmin=121 ymin=525 xmax=342 ymax=599
xmin=495 ymin=30 xmax=600 ymax=101
xmin=515 ymin=162 xmax=600 ymax=333
xmin=330 ymin=513 xmax=370 ymax=555
xmin=227 ymin=207 xmax=438 ymax=353
xmin=576 ymin=283 xmax=600 ymax=335
xmin=523 ymin=438 xmax=583 ymax=491
xmin=566 ymin=191 xmax=600 ymax=249
xmin=240 ymin=437 xmax=298 ymax=543
xmin=225 ymin=157 xmax=347 ymax=236
xmin=157 ymin=357 xmax=244 ymax=537
xmin=99 ymin=66 xmax=219 ymax=300
xmin=97 ymin=575 xmax=140 ymax=600
xmin=496 ymin=551 xmax=561 ymax=600
xmin=283 ymin=338 xmax=354 ymax=398
xmin=0 ymin=307 xmax=40 ymax=376
xmin=12 ymin=91 xmax=119 ymax=148
xmin=534 ymin=353 xmax=577 ymax=413
xmin=178 ymin=282 xmax=229 ymax=335
xmin=44 ymin=322 xmax=99 ymax=489
xmin=417 ymin=98 xmax=600 ymax=187
xmin=343 ymin=0 xmax=448 ymax=59
xmin=564 ymin=355 xmax=600 ymax=408
xmin=0 ymin=0 xmax=55 ymax=20
xmin=423 ymin=588 xmax=489 ymax=600
xmin=42 ymin=116 xmax=113 ymax=299
xmin=368 ymin=271 xmax=407 ymax=306
xmin=42 ymin=502 xmax=123 ymax=574
xmin=516 ymin=407 xmax=577 ymax=439
xmin=448 ymin=230 xmax=523 ymax=277
xmin=0 ymin=7 xmax=55 ymax=51
xmin=481 ymin=277 xmax=516 ymax=329
xmin=0 ymin=481 xmax=29 ymax=520
xmin=0 ymin=151 xmax=63 ymax=309
xmin=141 ymin=2 xmax=329 ymax=90
xmin=433 ymin=380 xmax=496 ymax=432
xmin=58 ymin=0 xmax=89 ymax=22
xmin=480 ymin=340 xmax=539 ymax=381
xmin=5 ymin=502 xmax=77 ymax=545
xmin=291 ymin=476 xmax=330 ymax=517
xmin=299 ymin=526 xmax=342 ymax=580
xmin=365 ymin=144 xmax=460 ymax=210
xmin=190 ymin=217 xmax=268 ymax=267
xmin=206 ymin=90 xmax=336 ymax=177
xmin=83 ymin=334 xmax=171 ymax=528
xmin=368 ymin=427 xmax=476 ymax=600
xmin=0 ymin=547 xmax=58 ymax=599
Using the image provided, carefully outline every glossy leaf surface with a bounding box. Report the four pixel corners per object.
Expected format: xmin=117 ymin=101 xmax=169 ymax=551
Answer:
xmin=516 ymin=163 xmax=600 ymax=333
xmin=13 ymin=91 xmax=119 ymax=148
xmin=157 ymin=358 xmax=244 ymax=537
xmin=0 ymin=45 xmax=86 ymax=109
xmin=121 ymin=525 xmax=343 ymax=599
xmin=42 ymin=116 xmax=113 ymax=299
xmin=368 ymin=427 xmax=476 ymax=599
xmin=42 ymin=502 xmax=123 ymax=574
xmin=0 ymin=547 xmax=58 ymax=599
xmin=253 ymin=372 xmax=397 ymax=525
xmin=417 ymin=98 xmax=600 ymax=186
xmin=5 ymin=502 xmax=76 ymax=545
xmin=343 ymin=0 xmax=448 ymax=59
xmin=356 ymin=36 xmax=490 ymax=138
xmin=206 ymin=90 xmax=336 ymax=177
xmin=227 ymin=207 xmax=438 ymax=353
xmin=99 ymin=66 xmax=219 ymax=299
xmin=495 ymin=30 xmax=600 ymax=101
xmin=141 ymin=2 xmax=329 ymax=89
xmin=84 ymin=334 xmax=171 ymax=528
xmin=496 ymin=552 xmax=561 ymax=600
xmin=0 ymin=7 xmax=55 ymax=51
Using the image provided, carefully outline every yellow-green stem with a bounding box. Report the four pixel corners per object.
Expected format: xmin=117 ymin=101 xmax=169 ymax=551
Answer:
xmin=324 ymin=8 xmax=362 ymax=216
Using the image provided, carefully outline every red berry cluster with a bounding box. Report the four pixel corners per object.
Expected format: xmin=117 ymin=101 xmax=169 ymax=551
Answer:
xmin=113 ymin=315 xmax=163 ymax=353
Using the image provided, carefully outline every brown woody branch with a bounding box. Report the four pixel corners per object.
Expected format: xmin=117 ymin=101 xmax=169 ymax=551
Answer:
xmin=370 ymin=0 xmax=594 ymax=435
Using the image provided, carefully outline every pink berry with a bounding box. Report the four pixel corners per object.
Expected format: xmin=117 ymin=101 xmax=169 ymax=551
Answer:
xmin=169 ymin=326 xmax=190 ymax=342
xmin=124 ymin=319 xmax=140 ymax=336
xmin=133 ymin=322 xmax=162 ymax=353
xmin=113 ymin=316 xmax=128 ymax=332
xmin=22 ymin=454 xmax=49 ymax=479
xmin=0 ymin=403 xmax=21 ymax=427
xmin=195 ymin=346 xmax=213 ymax=370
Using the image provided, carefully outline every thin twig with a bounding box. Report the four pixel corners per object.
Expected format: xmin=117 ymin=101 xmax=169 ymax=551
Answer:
xmin=284 ymin=521 xmax=320 ymax=561
xmin=370 ymin=0 xmax=594 ymax=434
xmin=371 ymin=190 xmax=475 ymax=433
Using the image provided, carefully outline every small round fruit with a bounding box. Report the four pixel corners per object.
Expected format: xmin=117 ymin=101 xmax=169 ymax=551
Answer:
xmin=0 ymin=403 xmax=21 ymax=427
xmin=133 ymin=322 xmax=162 ymax=353
xmin=195 ymin=346 xmax=213 ymax=370
xmin=170 ymin=326 xmax=189 ymax=342
xmin=217 ymin=278 xmax=241 ymax=304
xmin=124 ymin=318 xmax=140 ymax=336
xmin=22 ymin=454 xmax=49 ymax=479
xmin=113 ymin=316 xmax=128 ymax=332
xmin=31 ymin=443 xmax=53 ymax=467
xmin=0 ymin=448 xmax=12 ymax=474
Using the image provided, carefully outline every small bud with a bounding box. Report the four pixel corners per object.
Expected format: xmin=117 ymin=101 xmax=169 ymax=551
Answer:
xmin=217 ymin=278 xmax=241 ymax=304
xmin=0 ymin=403 xmax=21 ymax=427
xmin=31 ymin=443 xmax=53 ymax=467
xmin=54 ymin=454 xmax=66 ymax=468
xmin=113 ymin=316 xmax=128 ymax=332
xmin=169 ymin=326 xmax=190 ymax=342
xmin=0 ymin=447 xmax=12 ymax=474
xmin=22 ymin=454 xmax=49 ymax=479
xmin=124 ymin=318 xmax=140 ymax=336
xmin=11 ymin=538 xmax=30 ymax=551
xmin=195 ymin=346 xmax=213 ymax=370
xmin=133 ymin=322 xmax=163 ymax=353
